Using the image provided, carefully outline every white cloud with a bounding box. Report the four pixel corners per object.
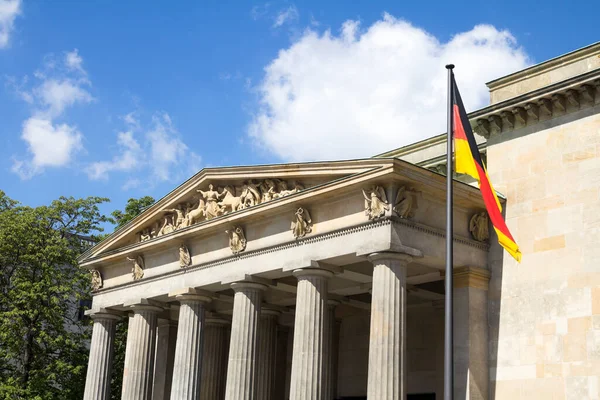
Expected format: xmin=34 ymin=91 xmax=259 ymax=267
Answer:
xmin=11 ymin=49 xmax=93 ymax=178
xmin=85 ymin=131 xmax=141 ymax=180
xmin=147 ymin=113 xmax=199 ymax=181
xmin=86 ymin=112 xmax=201 ymax=186
xmin=65 ymin=49 xmax=86 ymax=74
xmin=123 ymin=111 xmax=140 ymax=130
xmin=251 ymin=3 xmax=270 ymax=20
xmin=12 ymin=118 xmax=83 ymax=179
xmin=34 ymin=78 xmax=92 ymax=116
xmin=0 ymin=0 xmax=21 ymax=49
xmin=248 ymin=14 xmax=530 ymax=161
xmin=273 ymin=5 xmax=298 ymax=28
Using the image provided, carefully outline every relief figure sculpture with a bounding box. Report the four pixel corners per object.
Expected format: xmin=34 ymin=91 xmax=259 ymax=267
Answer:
xmin=226 ymin=226 xmax=247 ymax=254
xmin=197 ymin=184 xmax=225 ymax=219
xmin=138 ymin=179 xmax=309 ymax=242
xmin=187 ymin=198 xmax=207 ymax=225
xmin=219 ymin=186 xmax=243 ymax=213
xmin=394 ymin=186 xmax=417 ymax=219
xmin=469 ymin=212 xmax=489 ymax=242
xmin=291 ymin=207 xmax=312 ymax=239
xmin=179 ymin=243 xmax=192 ymax=268
xmin=91 ymin=269 xmax=103 ymax=291
xmin=363 ymin=185 xmax=389 ymax=220
xmin=163 ymin=205 xmax=188 ymax=229
xmin=127 ymin=255 xmax=145 ymax=280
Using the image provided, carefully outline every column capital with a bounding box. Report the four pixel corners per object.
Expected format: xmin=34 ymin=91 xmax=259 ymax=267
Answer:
xmin=453 ymin=266 xmax=491 ymax=290
xmin=169 ymin=287 xmax=213 ymax=303
xmin=230 ymin=281 xmax=268 ymax=292
xmin=85 ymin=308 xmax=123 ymax=321
xmin=123 ymin=298 xmax=164 ymax=313
xmin=367 ymin=251 xmax=413 ymax=264
xmin=206 ymin=317 xmax=231 ymax=326
xmin=261 ymin=307 xmax=282 ymax=318
xmin=292 ymin=267 xmax=334 ymax=279
xmin=327 ymin=299 xmax=341 ymax=308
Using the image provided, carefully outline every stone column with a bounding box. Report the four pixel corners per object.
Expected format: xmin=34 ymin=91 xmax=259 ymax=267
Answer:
xmin=289 ymin=268 xmax=333 ymax=400
xmin=153 ymin=320 xmax=178 ymax=400
xmin=200 ymin=317 xmax=230 ymax=400
xmin=170 ymin=291 xmax=212 ymax=400
xmin=273 ymin=326 xmax=290 ymax=400
xmin=122 ymin=301 xmax=163 ymax=400
xmin=366 ymin=252 xmax=412 ymax=400
xmin=453 ymin=266 xmax=490 ymax=400
xmin=83 ymin=310 xmax=121 ymax=400
xmin=256 ymin=308 xmax=280 ymax=400
xmin=224 ymin=282 xmax=267 ymax=400
xmin=324 ymin=300 xmax=340 ymax=400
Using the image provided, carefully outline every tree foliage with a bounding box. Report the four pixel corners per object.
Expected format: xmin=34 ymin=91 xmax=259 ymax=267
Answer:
xmin=109 ymin=196 xmax=155 ymax=228
xmin=0 ymin=191 xmax=109 ymax=399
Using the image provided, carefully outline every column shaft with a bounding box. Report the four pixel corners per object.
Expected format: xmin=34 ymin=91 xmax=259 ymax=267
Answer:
xmin=153 ymin=321 xmax=178 ymax=400
xmin=256 ymin=310 xmax=279 ymax=400
xmin=323 ymin=301 xmax=339 ymax=400
xmin=224 ymin=282 xmax=266 ymax=400
xmin=83 ymin=313 xmax=120 ymax=400
xmin=200 ymin=319 xmax=230 ymax=400
xmin=122 ymin=305 xmax=162 ymax=400
xmin=366 ymin=253 xmax=410 ymax=400
xmin=453 ymin=266 xmax=490 ymax=400
xmin=170 ymin=296 xmax=210 ymax=400
xmin=289 ymin=268 xmax=333 ymax=400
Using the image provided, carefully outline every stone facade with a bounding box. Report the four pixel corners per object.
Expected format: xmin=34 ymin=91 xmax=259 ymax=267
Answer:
xmin=80 ymin=42 xmax=600 ymax=399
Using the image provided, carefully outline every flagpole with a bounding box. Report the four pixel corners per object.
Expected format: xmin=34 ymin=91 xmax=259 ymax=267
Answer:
xmin=444 ymin=63 xmax=455 ymax=400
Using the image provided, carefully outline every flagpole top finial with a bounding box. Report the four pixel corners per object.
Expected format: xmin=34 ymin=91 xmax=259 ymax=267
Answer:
xmin=446 ymin=64 xmax=455 ymax=70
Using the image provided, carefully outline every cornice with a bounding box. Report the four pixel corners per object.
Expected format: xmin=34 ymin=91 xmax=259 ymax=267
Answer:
xmin=486 ymin=41 xmax=600 ymax=91
xmin=470 ymin=70 xmax=600 ymax=139
xmin=391 ymin=217 xmax=489 ymax=252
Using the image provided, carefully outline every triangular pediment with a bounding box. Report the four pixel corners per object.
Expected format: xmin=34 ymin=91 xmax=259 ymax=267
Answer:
xmin=80 ymin=159 xmax=393 ymax=262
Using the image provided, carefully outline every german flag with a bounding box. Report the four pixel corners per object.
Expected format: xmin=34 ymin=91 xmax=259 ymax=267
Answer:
xmin=451 ymin=75 xmax=522 ymax=262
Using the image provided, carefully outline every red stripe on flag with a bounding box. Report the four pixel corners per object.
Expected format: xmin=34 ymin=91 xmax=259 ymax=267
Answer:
xmin=453 ymin=105 xmax=468 ymax=141
xmin=474 ymin=162 xmax=516 ymax=242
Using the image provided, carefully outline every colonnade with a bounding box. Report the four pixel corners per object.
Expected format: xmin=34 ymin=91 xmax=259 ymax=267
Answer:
xmin=83 ymin=252 xmax=412 ymax=399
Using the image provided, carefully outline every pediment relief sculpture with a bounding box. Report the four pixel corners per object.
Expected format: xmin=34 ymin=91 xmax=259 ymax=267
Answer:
xmin=291 ymin=207 xmax=312 ymax=239
xmin=363 ymin=185 xmax=389 ymax=220
xmin=127 ymin=255 xmax=145 ymax=280
xmin=394 ymin=186 xmax=418 ymax=219
xmin=91 ymin=269 xmax=103 ymax=291
xmin=226 ymin=226 xmax=247 ymax=255
xmin=137 ymin=179 xmax=307 ymax=243
xmin=179 ymin=244 xmax=192 ymax=268
xmin=469 ymin=212 xmax=489 ymax=242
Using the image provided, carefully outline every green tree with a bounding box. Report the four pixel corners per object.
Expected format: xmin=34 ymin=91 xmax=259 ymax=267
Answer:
xmin=107 ymin=196 xmax=155 ymax=399
xmin=109 ymin=196 xmax=155 ymax=228
xmin=0 ymin=191 xmax=110 ymax=399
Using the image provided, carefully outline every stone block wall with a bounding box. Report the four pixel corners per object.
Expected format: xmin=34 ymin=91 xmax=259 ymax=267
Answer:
xmin=486 ymin=105 xmax=600 ymax=399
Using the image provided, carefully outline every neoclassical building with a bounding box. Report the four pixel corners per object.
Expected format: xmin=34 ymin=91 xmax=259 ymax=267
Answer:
xmin=80 ymin=42 xmax=600 ymax=400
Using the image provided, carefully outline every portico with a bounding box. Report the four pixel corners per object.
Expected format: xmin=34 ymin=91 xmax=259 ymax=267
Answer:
xmin=80 ymin=158 xmax=491 ymax=400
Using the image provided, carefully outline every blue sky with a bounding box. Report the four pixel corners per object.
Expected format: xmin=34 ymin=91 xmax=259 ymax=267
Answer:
xmin=0 ymin=0 xmax=597 ymax=226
